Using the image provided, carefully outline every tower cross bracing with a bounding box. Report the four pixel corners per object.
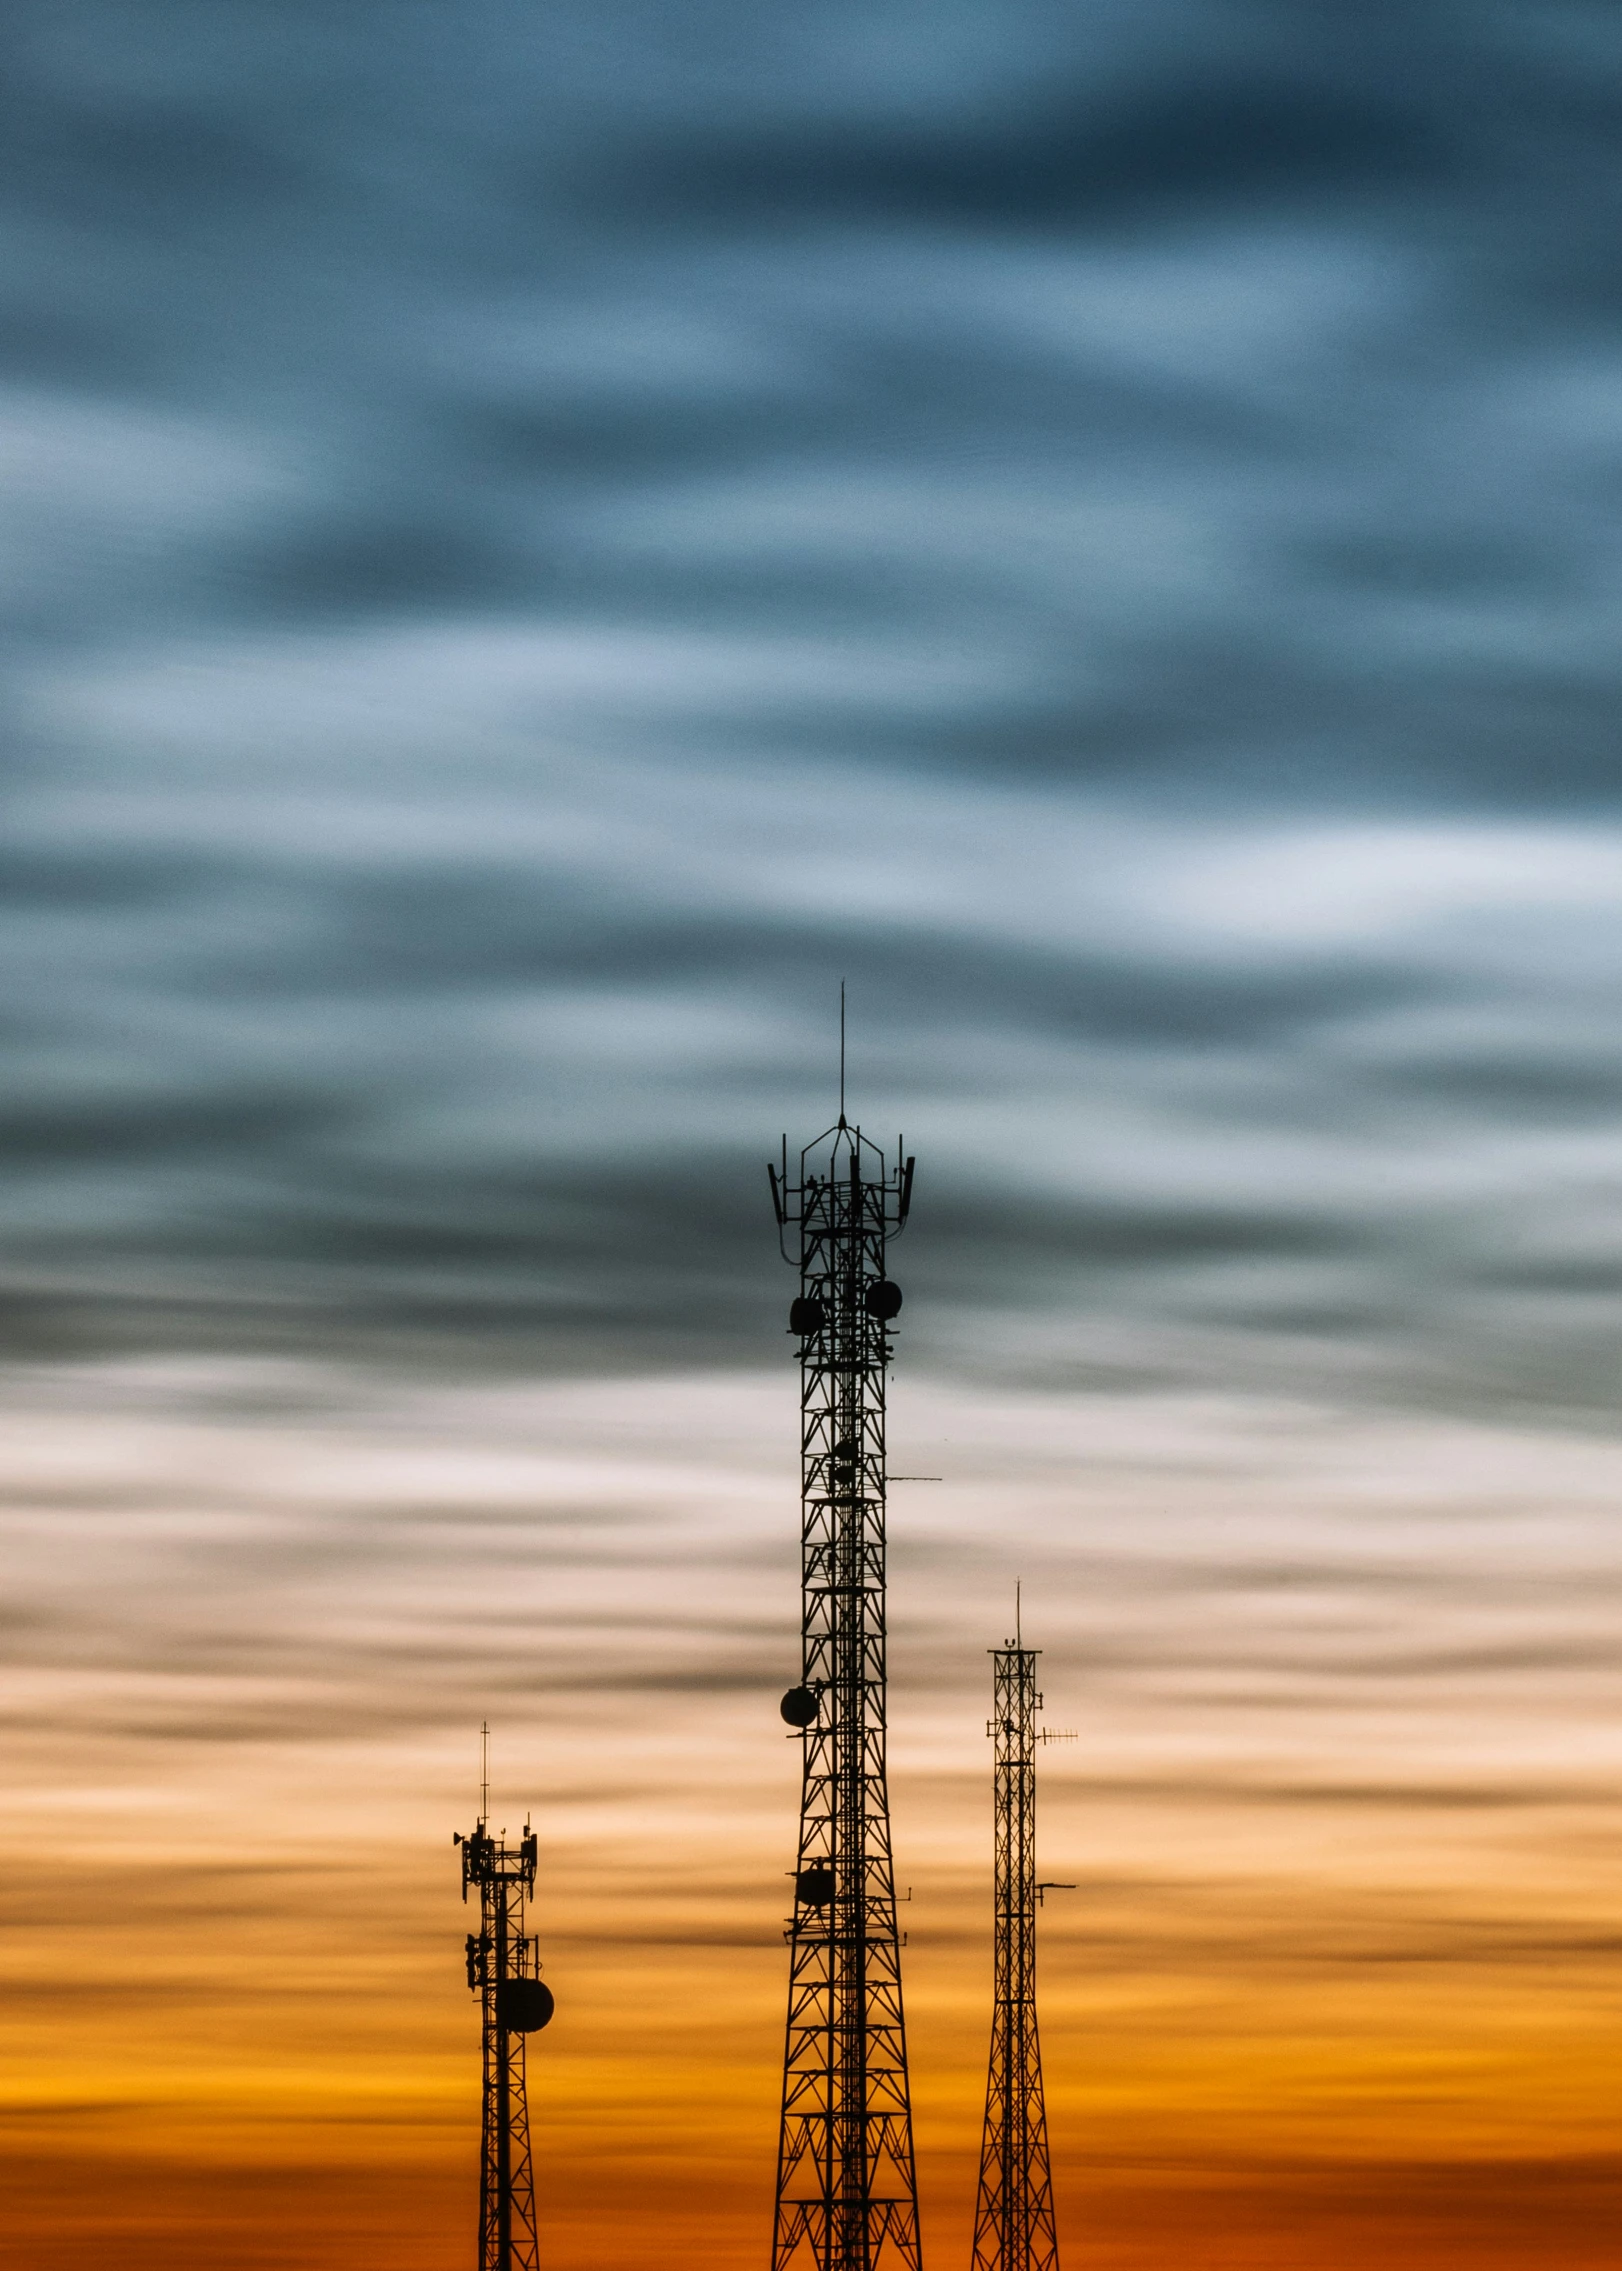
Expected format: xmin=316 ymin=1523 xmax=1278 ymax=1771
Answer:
xmin=457 ymin=1808 xmax=553 ymax=2271
xmin=769 ymin=1119 xmax=921 ymax=2271
xmin=971 ymin=1639 xmax=1063 ymax=2271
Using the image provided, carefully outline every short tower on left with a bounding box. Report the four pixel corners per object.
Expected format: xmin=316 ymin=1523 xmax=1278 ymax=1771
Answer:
xmin=455 ymin=1771 xmax=554 ymax=2271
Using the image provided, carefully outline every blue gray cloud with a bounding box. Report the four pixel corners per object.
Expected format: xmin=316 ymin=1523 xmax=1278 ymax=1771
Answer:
xmin=5 ymin=1 xmax=1622 ymax=1415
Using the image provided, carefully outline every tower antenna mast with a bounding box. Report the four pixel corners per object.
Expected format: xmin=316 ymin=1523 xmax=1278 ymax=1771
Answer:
xmin=767 ymin=1063 xmax=920 ymax=2271
xmin=971 ymin=1624 xmax=1072 ymax=2271
xmin=454 ymin=1748 xmax=554 ymax=2271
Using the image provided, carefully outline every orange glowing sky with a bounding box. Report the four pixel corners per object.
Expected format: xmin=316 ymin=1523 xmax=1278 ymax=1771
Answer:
xmin=6 ymin=1364 xmax=1620 ymax=2268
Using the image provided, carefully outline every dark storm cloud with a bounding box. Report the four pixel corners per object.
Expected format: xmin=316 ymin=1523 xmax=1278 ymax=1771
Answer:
xmin=6 ymin=1 xmax=1622 ymax=1412
xmin=612 ymin=65 xmax=1447 ymax=227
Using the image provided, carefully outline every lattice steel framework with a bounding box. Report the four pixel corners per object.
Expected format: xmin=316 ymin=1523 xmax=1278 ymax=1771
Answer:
xmin=457 ymin=1812 xmax=548 ymax=2271
xmin=768 ymin=1116 xmax=920 ymax=2271
xmin=971 ymin=1639 xmax=1061 ymax=2271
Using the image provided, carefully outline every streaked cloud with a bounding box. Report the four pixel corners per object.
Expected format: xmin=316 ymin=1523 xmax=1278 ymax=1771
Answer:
xmin=6 ymin=4 xmax=1622 ymax=2264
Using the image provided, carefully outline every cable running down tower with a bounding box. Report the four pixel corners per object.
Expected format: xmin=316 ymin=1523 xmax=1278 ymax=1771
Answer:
xmin=768 ymin=1108 xmax=920 ymax=2271
xmin=970 ymin=1626 xmax=1071 ymax=2271
xmin=455 ymin=1742 xmax=555 ymax=2271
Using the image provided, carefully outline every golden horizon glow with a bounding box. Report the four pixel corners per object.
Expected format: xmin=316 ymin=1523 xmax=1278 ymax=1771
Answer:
xmin=4 ymin=1360 xmax=1620 ymax=2266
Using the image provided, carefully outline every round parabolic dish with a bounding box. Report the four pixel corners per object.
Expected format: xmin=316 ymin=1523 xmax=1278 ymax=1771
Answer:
xmin=497 ymin=1977 xmax=555 ymax=2033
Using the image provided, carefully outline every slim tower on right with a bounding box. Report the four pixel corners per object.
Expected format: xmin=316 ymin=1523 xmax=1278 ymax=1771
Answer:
xmin=970 ymin=1627 xmax=1068 ymax=2271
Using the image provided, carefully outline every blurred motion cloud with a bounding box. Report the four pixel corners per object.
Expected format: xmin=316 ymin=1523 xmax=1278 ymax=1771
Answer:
xmin=5 ymin=4 xmax=1622 ymax=2268
xmin=7 ymin=4 xmax=1622 ymax=1409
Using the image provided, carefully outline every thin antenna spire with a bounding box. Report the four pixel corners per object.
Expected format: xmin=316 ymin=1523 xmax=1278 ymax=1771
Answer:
xmin=1016 ymin=1580 xmax=1022 ymax=1649
xmin=480 ymin=1721 xmax=490 ymax=1825
xmin=839 ymin=980 xmax=846 ymax=1123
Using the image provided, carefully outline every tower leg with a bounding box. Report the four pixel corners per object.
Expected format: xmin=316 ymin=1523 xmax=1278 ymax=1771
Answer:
xmin=971 ymin=1646 xmax=1060 ymax=2271
xmin=461 ymin=1821 xmax=543 ymax=2271
xmin=770 ymin=1125 xmax=922 ymax=2271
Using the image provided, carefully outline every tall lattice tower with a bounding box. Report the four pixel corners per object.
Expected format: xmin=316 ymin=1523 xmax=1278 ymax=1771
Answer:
xmin=767 ymin=1110 xmax=920 ymax=2271
xmin=970 ymin=1629 xmax=1069 ymax=2271
xmin=456 ymin=1753 xmax=555 ymax=2271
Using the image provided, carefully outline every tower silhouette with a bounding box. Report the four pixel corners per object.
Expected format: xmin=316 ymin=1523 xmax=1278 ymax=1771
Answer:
xmin=970 ymin=1631 xmax=1069 ymax=2271
xmin=768 ymin=1111 xmax=921 ymax=2271
xmin=456 ymin=1743 xmax=554 ymax=2271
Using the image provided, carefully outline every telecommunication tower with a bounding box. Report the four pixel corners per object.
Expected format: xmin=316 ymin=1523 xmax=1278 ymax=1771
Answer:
xmin=767 ymin=1098 xmax=921 ymax=2271
xmin=970 ymin=1624 xmax=1071 ymax=2271
xmin=455 ymin=1737 xmax=555 ymax=2271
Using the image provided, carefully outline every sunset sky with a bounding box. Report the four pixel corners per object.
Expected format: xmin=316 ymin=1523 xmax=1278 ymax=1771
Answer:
xmin=5 ymin=4 xmax=1622 ymax=2266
